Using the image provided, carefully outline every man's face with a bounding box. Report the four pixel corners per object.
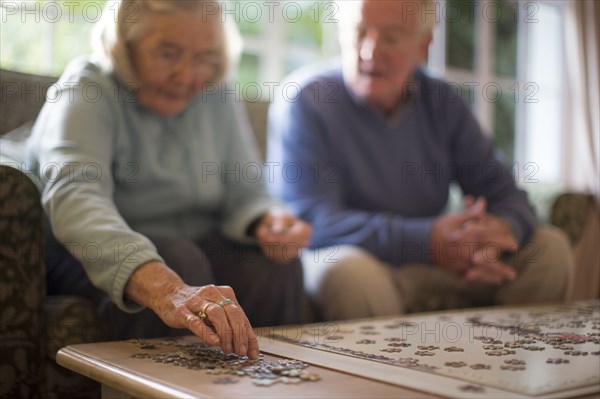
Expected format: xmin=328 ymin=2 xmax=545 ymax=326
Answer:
xmin=340 ymin=0 xmax=432 ymax=113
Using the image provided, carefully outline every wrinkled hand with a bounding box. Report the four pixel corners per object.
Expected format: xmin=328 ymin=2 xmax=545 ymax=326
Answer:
xmin=430 ymin=196 xmax=518 ymax=285
xmin=254 ymin=211 xmax=312 ymax=264
xmin=461 ymin=196 xmax=518 ymax=284
xmin=430 ymin=209 xmax=478 ymax=276
xmin=461 ymin=196 xmax=516 ymax=246
xmin=126 ymin=262 xmax=259 ymax=359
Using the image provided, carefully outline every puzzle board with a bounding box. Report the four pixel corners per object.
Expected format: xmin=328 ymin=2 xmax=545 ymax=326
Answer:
xmin=258 ymin=301 xmax=600 ymax=399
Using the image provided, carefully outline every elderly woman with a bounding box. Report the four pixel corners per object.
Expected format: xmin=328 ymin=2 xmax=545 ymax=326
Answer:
xmin=25 ymin=0 xmax=311 ymax=360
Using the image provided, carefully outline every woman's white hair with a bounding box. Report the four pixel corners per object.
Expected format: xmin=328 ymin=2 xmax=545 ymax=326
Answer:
xmin=91 ymin=0 xmax=242 ymax=87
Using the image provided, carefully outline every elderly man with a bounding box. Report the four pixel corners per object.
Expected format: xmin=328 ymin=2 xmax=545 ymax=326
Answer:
xmin=267 ymin=0 xmax=572 ymax=321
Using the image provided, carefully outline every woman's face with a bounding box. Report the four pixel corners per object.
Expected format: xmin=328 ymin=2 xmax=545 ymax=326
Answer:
xmin=130 ymin=11 xmax=222 ymax=116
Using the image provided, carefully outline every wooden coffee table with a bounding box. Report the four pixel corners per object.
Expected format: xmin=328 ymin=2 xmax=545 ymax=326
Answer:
xmin=56 ymin=336 xmax=438 ymax=399
xmin=57 ymin=302 xmax=600 ymax=399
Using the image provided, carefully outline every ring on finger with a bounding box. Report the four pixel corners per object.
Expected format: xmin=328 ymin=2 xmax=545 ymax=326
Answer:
xmin=198 ymin=302 xmax=211 ymax=321
xmin=186 ymin=314 xmax=195 ymax=326
xmin=218 ymin=298 xmax=234 ymax=308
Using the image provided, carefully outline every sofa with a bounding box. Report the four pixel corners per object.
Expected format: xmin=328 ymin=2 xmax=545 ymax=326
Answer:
xmin=1 ymin=68 xmax=598 ymax=399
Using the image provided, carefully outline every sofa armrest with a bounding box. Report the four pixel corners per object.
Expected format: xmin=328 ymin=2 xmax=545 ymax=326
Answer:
xmin=0 ymin=164 xmax=46 ymax=398
xmin=551 ymin=192 xmax=600 ymax=300
xmin=550 ymin=192 xmax=594 ymax=245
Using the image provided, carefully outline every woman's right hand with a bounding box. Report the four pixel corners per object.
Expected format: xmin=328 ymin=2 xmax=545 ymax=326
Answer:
xmin=125 ymin=261 xmax=259 ymax=359
xmin=254 ymin=211 xmax=312 ymax=264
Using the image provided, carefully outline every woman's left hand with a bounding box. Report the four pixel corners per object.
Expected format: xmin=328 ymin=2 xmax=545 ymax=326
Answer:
xmin=254 ymin=211 xmax=312 ymax=264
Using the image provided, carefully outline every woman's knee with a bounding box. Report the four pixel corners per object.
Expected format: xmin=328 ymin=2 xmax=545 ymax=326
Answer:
xmin=146 ymin=235 xmax=215 ymax=286
xmin=245 ymin=254 xmax=304 ymax=297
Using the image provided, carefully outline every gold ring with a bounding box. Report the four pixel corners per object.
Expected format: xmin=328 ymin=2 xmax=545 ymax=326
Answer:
xmin=218 ymin=298 xmax=234 ymax=308
xmin=186 ymin=314 xmax=195 ymax=326
xmin=198 ymin=302 xmax=211 ymax=320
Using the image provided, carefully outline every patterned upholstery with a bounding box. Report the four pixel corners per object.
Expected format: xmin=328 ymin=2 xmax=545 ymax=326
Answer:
xmin=0 ymin=165 xmax=105 ymax=399
xmin=550 ymin=192 xmax=594 ymax=245
xmin=44 ymin=297 xmax=105 ymax=399
xmin=0 ymin=165 xmax=45 ymax=399
xmin=551 ymin=193 xmax=600 ymax=300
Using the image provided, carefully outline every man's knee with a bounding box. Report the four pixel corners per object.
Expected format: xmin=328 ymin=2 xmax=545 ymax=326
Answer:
xmin=499 ymin=226 xmax=573 ymax=304
xmin=304 ymin=246 xmax=403 ymax=320
xmin=316 ymin=246 xmax=389 ymax=289
xmin=529 ymin=226 xmax=573 ymax=288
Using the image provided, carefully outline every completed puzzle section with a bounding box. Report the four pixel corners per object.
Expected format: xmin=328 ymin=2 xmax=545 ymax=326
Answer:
xmin=262 ymin=301 xmax=600 ymax=397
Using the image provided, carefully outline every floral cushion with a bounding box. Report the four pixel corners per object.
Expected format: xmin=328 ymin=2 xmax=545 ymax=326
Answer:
xmin=0 ymin=165 xmax=45 ymax=399
xmin=0 ymin=165 xmax=105 ymax=399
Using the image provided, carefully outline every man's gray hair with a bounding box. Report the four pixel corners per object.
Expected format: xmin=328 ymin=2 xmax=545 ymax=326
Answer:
xmin=91 ymin=0 xmax=242 ymax=87
xmin=336 ymin=0 xmax=438 ymax=34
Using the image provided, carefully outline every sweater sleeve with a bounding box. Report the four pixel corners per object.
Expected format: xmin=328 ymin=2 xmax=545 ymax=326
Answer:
xmin=444 ymin=95 xmax=536 ymax=244
xmin=27 ymin=66 xmax=164 ymax=313
xmin=218 ymin=94 xmax=281 ymax=243
xmin=267 ymin=84 xmax=433 ymax=266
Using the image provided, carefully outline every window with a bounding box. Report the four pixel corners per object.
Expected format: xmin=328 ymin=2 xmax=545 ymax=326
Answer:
xmin=0 ymin=0 xmax=108 ymax=76
xmin=230 ymin=0 xmax=339 ymax=96
xmin=520 ymin=2 xmax=564 ymax=183
xmin=0 ymin=0 xmax=339 ymax=92
xmin=429 ymin=0 xmax=566 ymax=184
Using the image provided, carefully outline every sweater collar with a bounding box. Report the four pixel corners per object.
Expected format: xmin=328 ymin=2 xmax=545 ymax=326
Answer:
xmin=344 ymin=69 xmax=423 ymax=127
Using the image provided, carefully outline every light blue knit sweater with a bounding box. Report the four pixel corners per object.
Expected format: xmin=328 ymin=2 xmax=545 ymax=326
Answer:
xmin=26 ymin=58 xmax=277 ymax=312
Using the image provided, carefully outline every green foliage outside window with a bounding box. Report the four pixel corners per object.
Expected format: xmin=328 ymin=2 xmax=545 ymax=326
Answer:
xmin=494 ymin=0 xmax=518 ymax=78
xmin=285 ymin=1 xmax=323 ymax=49
xmin=493 ymin=1 xmax=518 ymax=162
xmin=494 ymin=93 xmax=516 ymax=163
xmin=445 ymin=0 xmax=475 ymax=71
xmin=445 ymin=0 xmax=518 ymax=163
xmin=1 ymin=0 xmax=106 ymax=75
xmin=230 ymin=0 xmax=263 ymax=36
xmin=237 ymin=53 xmax=260 ymax=86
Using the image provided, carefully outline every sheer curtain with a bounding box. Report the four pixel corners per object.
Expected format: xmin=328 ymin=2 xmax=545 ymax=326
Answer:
xmin=563 ymin=0 xmax=600 ymax=299
xmin=564 ymin=0 xmax=600 ymax=200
